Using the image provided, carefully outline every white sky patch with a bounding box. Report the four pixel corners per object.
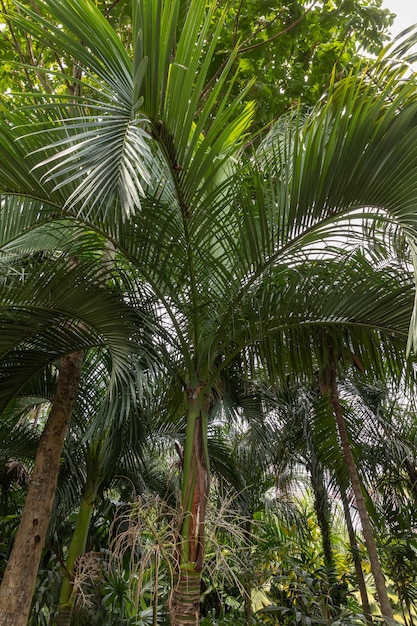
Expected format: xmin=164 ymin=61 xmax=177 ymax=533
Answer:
xmin=382 ymin=0 xmax=417 ymax=37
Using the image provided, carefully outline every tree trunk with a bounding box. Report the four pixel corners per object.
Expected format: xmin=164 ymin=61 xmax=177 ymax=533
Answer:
xmin=340 ymin=485 xmax=374 ymax=625
xmin=308 ymin=451 xmax=335 ymax=623
xmin=309 ymin=452 xmax=334 ymax=571
xmin=243 ymin=582 xmax=252 ymax=626
xmin=0 ymin=352 xmax=83 ymax=626
xmin=169 ymin=386 xmax=211 ymax=626
xmin=320 ymin=352 xmax=394 ymax=623
xmin=242 ymin=518 xmax=254 ymax=626
xmin=170 ymin=569 xmax=202 ymax=626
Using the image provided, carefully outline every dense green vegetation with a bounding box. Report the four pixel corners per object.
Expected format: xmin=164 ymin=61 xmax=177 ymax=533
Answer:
xmin=1 ymin=1 xmax=417 ymax=625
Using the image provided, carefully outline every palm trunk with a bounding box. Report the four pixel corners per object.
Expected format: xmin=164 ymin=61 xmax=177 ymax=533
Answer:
xmin=169 ymin=386 xmax=211 ymax=626
xmin=308 ymin=451 xmax=335 ymax=624
xmin=56 ymin=473 xmax=97 ymax=626
xmin=0 ymin=352 xmax=83 ymax=626
xmin=309 ymin=452 xmax=335 ymax=572
xmin=320 ymin=352 xmax=393 ymax=623
xmin=340 ymin=485 xmax=373 ymax=625
xmin=152 ymin=551 xmax=160 ymax=626
xmin=242 ymin=518 xmax=253 ymax=626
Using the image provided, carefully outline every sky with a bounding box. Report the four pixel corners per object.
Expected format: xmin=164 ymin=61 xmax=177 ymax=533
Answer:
xmin=382 ymin=0 xmax=417 ymax=37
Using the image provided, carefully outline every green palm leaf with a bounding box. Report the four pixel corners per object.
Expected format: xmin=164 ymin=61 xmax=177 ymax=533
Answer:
xmin=0 ymin=256 xmax=155 ymax=412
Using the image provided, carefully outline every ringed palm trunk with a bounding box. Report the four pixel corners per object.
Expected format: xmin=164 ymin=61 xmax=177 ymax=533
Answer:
xmin=0 ymin=351 xmax=83 ymax=626
xmin=319 ymin=350 xmax=394 ymax=624
xmin=169 ymin=386 xmax=211 ymax=626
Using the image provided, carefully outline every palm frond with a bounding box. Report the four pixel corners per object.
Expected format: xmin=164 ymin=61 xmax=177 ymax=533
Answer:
xmin=0 ymin=256 xmax=156 ymax=412
xmin=7 ymin=0 xmax=155 ymax=218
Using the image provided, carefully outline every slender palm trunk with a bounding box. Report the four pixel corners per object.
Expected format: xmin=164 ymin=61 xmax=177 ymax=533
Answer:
xmin=0 ymin=352 xmax=83 ymax=626
xmin=243 ymin=518 xmax=254 ymax=626
xmin=243 ymin=581 xmax=252 ymax=626
xmin=169 ymin=386 xmax=211 ymax=626
xmin=56 ymin=473 xmax=97 ymax=626
xmin=309 ymin=452 xmax=335 ymax=571
xmin=308 ymin=452 xmax=335 ymax=623
xmin=320 ymin=352 xmax=393 ymax=623
xmin=153 ymin=551 xmax=160 ymax=626
xmin=340 ymin=485 xmax=373 ymax=625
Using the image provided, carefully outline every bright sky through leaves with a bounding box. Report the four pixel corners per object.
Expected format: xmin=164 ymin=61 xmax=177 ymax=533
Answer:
xmin=382 ymin=0 xmax=417 ymax=36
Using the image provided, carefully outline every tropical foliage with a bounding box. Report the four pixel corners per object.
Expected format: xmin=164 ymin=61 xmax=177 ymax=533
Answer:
xmin=1 ymin=0 xmax=417 ymax=625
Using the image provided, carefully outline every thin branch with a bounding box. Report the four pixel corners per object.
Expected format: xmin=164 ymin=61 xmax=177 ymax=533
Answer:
xmin=0 ymin=0 xmax=33 ymax=88
xmin=232 ymin=0 xmax=244 ymax=48
xmin=240 ymin=0 xmax=320 ymax=54
xmin=201 ymin=0 xmax=320 ymax=101
xmin=104 ymin=0 xmax=123 ymax=18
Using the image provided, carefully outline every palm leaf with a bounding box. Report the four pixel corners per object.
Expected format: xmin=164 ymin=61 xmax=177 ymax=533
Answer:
xmin=0 ymin=256 xmax=156 ymax=412
xmin=7 ymin=0 xmax=155 ymax=218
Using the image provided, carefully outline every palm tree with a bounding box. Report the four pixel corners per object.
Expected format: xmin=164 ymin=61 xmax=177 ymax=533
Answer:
xmin=348 ymin=383 xmax=417 ymax=625
xmin=248 ymin=242 xmax=416 ymax=621
xmin=2 ymin=1 xmax=417 ymax=624
xmin=54 ymin=347 xmax=155 ymax=626
xmin=0 ymin=250 xmax=154 ymax=626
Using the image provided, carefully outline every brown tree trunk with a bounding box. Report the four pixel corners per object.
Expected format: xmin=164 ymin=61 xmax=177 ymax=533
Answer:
xmin=320 ymin=352 xmax=394 ymax=623
xmin=0 ymin=352 xmax=83 ymax=626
